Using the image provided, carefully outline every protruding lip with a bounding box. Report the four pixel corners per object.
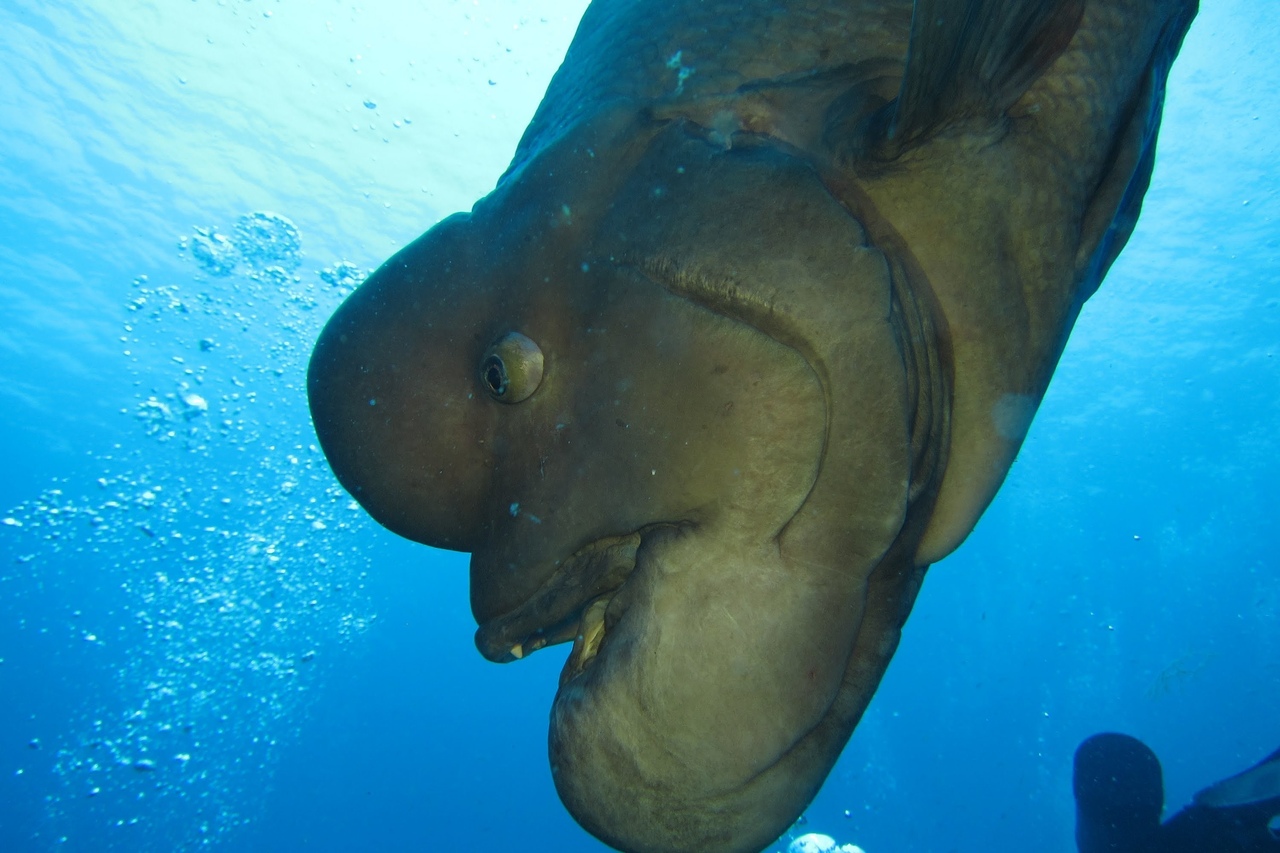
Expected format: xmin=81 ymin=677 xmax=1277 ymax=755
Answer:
xmin=473 ymin=523 xmax=678 ymax=664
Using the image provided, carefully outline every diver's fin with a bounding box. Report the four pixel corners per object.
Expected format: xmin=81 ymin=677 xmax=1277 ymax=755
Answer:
xmin=883 ymin=0 xmax=1084 ymax=153
xmin=1192 ymin=747 xmax=1280 ymax=808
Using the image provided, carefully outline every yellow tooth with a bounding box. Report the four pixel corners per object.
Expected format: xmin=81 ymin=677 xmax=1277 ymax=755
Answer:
xmin=510 ymin=643 xmax=524 ymax=660
xmin=584 ymin=615 xmax=605 ymax=650
xmin=580 ymin=598 xmax=609 ymax=664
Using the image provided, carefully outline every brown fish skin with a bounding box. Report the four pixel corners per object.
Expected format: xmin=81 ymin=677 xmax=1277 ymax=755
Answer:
xmin=307 ymin=1 xmax=1198 ymax=851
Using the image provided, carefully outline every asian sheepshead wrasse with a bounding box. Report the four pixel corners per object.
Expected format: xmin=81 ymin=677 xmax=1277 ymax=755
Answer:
xmin=307 ymin=0 xmax=1198 ymax=850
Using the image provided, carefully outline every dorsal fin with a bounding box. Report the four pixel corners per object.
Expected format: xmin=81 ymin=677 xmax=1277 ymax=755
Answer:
xmin=883 ymin=0 xmax=1084 ymax=154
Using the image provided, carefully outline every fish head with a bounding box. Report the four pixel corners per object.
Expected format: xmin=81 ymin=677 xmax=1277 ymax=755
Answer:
xmin=309 ymin=112 xmax=924 ymax=852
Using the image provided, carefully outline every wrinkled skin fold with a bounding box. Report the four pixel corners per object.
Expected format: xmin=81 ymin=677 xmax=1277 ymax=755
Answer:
xmin=307 ymin=1 xmax=1198 ymax=851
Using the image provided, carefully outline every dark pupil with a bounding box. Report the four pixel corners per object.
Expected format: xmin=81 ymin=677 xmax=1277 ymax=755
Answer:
xmin=483 ymin=357 xmax=508 ymax=396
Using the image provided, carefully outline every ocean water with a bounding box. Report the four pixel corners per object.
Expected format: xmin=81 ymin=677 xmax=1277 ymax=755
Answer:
xmin=0 ymin=1 xmax=1275 ymax=852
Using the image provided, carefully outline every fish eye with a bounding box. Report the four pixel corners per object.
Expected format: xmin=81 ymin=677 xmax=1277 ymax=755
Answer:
xmin=479 ymin=331 xmax=544 ymax=403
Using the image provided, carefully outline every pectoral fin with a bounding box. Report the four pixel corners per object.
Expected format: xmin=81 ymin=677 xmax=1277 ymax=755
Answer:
xmin=881 ymin=0 xmax=1084 ymax=155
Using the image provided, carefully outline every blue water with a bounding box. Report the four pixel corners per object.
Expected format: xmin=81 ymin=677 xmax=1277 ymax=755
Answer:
xmin=0 ymin=1 xmax=1275 ymax=851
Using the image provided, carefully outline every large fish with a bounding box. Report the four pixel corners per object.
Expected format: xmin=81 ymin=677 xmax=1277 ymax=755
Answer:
xmin=307 ymin=0 xmax=1197 ymax=850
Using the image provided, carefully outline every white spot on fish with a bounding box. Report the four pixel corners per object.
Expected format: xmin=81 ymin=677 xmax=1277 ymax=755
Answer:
xmin=665 ymin=50 xmax=695 ymax=95
xmin=992 ymin=393 xmax=1036 ymax=441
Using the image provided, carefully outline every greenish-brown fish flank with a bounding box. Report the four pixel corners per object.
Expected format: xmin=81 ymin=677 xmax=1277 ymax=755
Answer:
xmin=306 ymin=0 xmax=1197 ymax=850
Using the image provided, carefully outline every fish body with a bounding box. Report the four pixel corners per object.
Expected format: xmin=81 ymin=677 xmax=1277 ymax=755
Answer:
xmin=307 ymin=1 xmax=1197 ymax=850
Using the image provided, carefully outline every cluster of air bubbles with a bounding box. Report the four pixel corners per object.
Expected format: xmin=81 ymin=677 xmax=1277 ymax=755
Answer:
xmin=785 ymin=833 xmax=867 ymax=853
xmin=233 ymin=212 xmax=302 ymax=270
xmin=185 ymin=228 xmax=237 ymax=277
xmin=2 ymin=211 xmax=375 ymax=849
xmin=134 ymin=388 xmax=208 ymax=441
xmin=319 ymin=260 xmax=366 ymax=296
xmin=180 ymin=212 xmax=302 ymax=277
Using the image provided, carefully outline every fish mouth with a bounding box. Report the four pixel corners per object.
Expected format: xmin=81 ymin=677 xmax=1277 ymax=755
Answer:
xmin=473 ymin=524 xmax=678 ymax=684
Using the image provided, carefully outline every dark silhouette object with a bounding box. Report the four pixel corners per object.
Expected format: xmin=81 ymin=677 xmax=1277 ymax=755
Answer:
xmin=1075 ymin=733 xmax=1280 ymax=852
